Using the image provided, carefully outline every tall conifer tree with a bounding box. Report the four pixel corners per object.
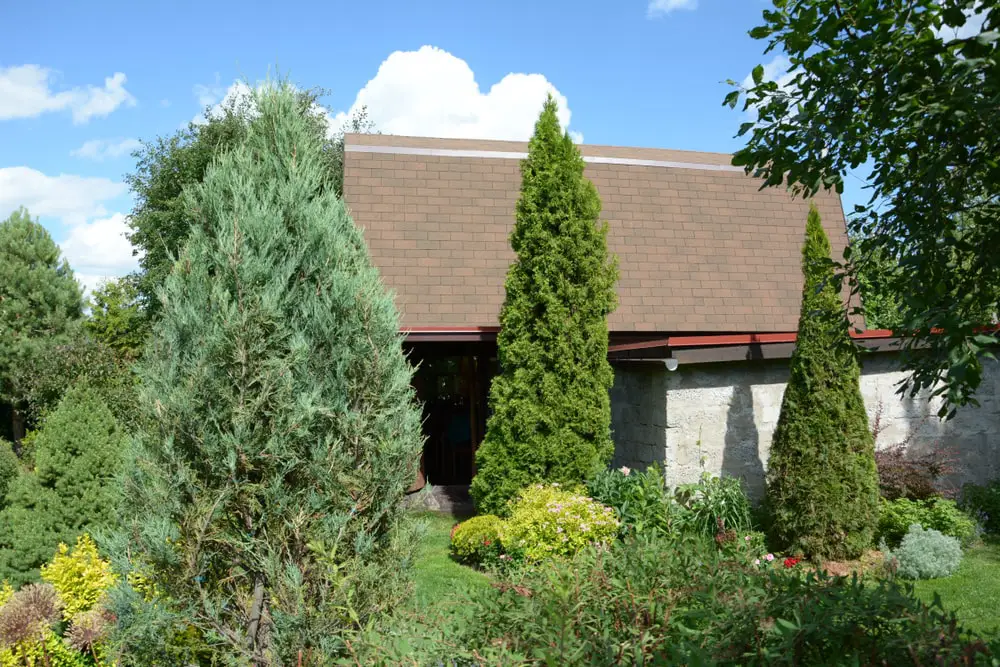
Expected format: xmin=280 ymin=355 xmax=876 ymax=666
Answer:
xmin=0 ymin=208 xmax=83 ymax=441
xmin=766 ymin=204 xmax=879 ymax=559
xmin=471 ymin=96 xmax=618 ymax=515
xmin=109 ymin=83 xmax=422 ymax=664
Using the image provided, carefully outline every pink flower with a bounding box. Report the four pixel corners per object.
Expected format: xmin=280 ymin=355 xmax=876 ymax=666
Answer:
xmin=765 ymin=553 xmax=774 ymax=562
xmin=619 ymin=466 xmax=631 ymax=476
xmin=744 ymin=535 xmax=751 ymax=541
xmin=754 ymin=559 xmax=760 ymax=565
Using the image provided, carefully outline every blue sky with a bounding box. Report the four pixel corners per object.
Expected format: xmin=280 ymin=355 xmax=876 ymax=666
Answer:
xmin=0 ymin=0 xmax=867 ymax=293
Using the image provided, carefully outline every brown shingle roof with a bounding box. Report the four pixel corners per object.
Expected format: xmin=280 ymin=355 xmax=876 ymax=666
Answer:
xmin=342 ymin=133 xmax=851 ymax=333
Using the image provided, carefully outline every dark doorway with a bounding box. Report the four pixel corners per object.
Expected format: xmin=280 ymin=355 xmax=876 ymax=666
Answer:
xmin=411 ymin=353 xmax=495 ymax=486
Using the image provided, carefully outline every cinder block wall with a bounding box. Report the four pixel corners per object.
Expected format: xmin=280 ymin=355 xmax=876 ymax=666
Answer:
xmin=610 ymin=355 xmax=1000 ymax=501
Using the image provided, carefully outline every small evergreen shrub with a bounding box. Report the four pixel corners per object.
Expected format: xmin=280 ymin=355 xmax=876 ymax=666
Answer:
xmin=878 ymin=498 xmax=976 ymax=547
xmin=766 ymin=205 xmax=880 ymax=559
xmin=673 ymin=473 xmax=753 ymax=538
xmin=586 ymin=464 xmax=672 ymax=537
xmin=450 ymin=516 xmax=505 ymax=565
xmin=888 ymin=524 xmax=962 ymax=580
xmin=502 ymin=485 xmax=618 ymax=562
xmin=40 ymin=535 xmax=116 ymax=620
xmin=960 ymin=479 xmax=1000 ymax=535
xmin=0 ymin=385 xmax=124 ymax=586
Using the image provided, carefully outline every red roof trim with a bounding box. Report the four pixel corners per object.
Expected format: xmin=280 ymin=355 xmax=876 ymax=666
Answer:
xmin=666 ymin=330 xmax=896 ymax=348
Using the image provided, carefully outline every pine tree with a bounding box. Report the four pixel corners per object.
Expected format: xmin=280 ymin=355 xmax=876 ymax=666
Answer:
xmin=0 ymin=384 xmax=124 ymax=586
xmin=470 ymin=96 xmax=618 ymax=515
xmin=0 ymin=208 xmax=83 ymax=441
xmin=108 ymin=83 xmax=422 ymax=665
xmin=766 ymin=203 xmax=879 ymax=559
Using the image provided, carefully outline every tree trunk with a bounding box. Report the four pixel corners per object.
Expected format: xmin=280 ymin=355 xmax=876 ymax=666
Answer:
xmin=247 ymin=576 xmax=267 ymax=666
xmin=11 ymin=407 xmax=25 ymax=451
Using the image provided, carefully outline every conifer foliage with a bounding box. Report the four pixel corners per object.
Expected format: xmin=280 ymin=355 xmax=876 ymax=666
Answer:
xmin=109 ymin=83 xmax=422 ymax=665
xmin=766 ymin=204 xmax=879 ymax=559
xmin=0 ymin=384 xmax=124 ymax=586
xmin=470 ymin=96 xmax=618 ymax=515
xmin=0 ymin=208 xmax=83 ymax=440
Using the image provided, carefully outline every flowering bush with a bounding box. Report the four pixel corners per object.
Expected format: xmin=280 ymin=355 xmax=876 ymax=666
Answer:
xmin=586 ymin=464 xmax=672 ymax=538
xmin=450 ymin=515 xmax=505 ymax=565
xmin=502 ymin=485 xmax=618 ymax=562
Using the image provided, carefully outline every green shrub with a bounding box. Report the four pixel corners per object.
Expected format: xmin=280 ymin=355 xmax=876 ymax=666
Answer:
xmin=0 ymin=441 xmax=17 ymax=507
xmin=470 ymin=96 xmax=618 ymax=515
xmin=40 ymin=534 xmax=116 ymax=621
xmin=766 ymin=205 xmax=880 ymax=559
xmin=0 ymin=385 xmax=124 ymax=586
xmin=961 ymin=479 xmax=1000 ymax=535
xmin=450 ymin=515 xmax=504 ymax=565
xmin=344 ymin=533 xmax=994 ymax=665
xmin=878 ymin=497 xmax=976 ymax=547
xmin=586 ymin=464 xmax=672 ymax=538
xmin=887 ymin=524 xmax=963 ymax=580
xmin=501 ymin=484 xmax=618 ymax=562
xmin=674 ymin=473 xmax=753 ymax=538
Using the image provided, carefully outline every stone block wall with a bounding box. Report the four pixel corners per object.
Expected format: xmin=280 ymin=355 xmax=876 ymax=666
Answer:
xmin=609 ymin=355 xmax=1000 ymax=501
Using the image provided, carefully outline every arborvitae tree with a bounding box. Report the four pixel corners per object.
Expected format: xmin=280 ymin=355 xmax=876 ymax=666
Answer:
xmin=0 ymin=384 xmax=124 ymax=586
xmin=766 ymin=204 xmax=879 ymax=559
xmin=0 ymin=208 xmax=83 ymax=442
xmin=470 ymin=96 xmax=618 ymax=515
xmin=108 ymin=83 xmax=421 ymax=665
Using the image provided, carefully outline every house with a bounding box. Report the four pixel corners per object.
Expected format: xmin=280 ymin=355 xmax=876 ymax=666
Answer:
xmin=342 ymin=133 xmax=1000 ymax=497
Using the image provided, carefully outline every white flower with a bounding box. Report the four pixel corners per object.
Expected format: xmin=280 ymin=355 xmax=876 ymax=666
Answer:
xmin=619 ymin=466 xmax=631 ymax=476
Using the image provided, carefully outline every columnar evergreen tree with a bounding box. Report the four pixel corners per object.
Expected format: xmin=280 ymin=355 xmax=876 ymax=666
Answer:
xmin=0 ymin=384 xmax=124 ymax=586
xmin=108 ymin=83 xmax=422 ymax=665
xmin=766 ymin=204 xmax=879 ymax=559
xmin=470 ymin=96 xmax=618 ymax=515
xmin=0 ymin=208 xmax=83 ymax=441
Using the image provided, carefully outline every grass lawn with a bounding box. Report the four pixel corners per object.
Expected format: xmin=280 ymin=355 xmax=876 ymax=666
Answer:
xmin=409 ymin=511 xmax=490 ymax=609
xmin=911 ymin=540 xmax=1000 ymax=638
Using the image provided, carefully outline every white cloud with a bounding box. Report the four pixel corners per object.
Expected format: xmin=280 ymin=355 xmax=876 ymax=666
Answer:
xmin=331 ymin=46 xmax=579 ymax=142
xmin=740 ymin=55 xmax=799 ymax=118
xmin=0 ymin=65 xmax=136 ymax=123
xmin=934 ymin=4 xmax=987 ymax=40
xmin=191 ymin=80 xmax=255 ymax=126
xmin=648 ymin=0 xmax=697 ymax=17
xmin=193 ymin=74 xmax=228 ymax=108
xmin=71 ymin=138 xmax=142 ymax=161
xmin=0 ymin=167 xmax=125 ymax=225
xmin=60 ymin=212 xmax=140 ymax=293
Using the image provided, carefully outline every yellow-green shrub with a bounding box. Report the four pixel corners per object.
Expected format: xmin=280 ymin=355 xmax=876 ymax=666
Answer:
xmin=0 ymin=630 xmax=88 ymax=667
xmin=450 ymin=515 xmax=504 ymax=564
xmin=501 ymin=484 xmax=618 ymax=562
xmin=40 ymin=534 xmax=116 ymax=620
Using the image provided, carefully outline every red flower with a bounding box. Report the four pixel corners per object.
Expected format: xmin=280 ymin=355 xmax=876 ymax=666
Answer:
xmin=783 ymin=557 xmax=800 ymax=568
xmin=483 ymin=539 xmax=492 ymax=546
